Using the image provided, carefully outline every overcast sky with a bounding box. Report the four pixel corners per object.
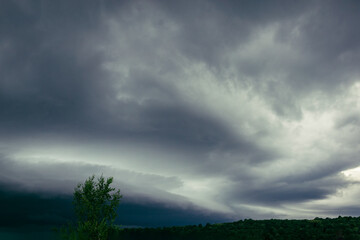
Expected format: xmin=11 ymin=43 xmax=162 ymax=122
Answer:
xmin=1 ymin=0 xmax=360 ymax=228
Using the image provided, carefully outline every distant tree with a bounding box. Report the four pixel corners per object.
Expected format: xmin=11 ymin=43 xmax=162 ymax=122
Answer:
xmin=61 ymin=175 xmax=122 ymax=240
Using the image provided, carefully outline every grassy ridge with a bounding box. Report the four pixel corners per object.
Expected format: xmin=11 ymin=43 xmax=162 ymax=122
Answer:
xmin=109 ymin=216 xmax=360 ymax=240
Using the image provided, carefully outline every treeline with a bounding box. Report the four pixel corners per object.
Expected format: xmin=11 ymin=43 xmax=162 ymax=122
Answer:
xmin=109 ymin=216 xmax=360 ymax=240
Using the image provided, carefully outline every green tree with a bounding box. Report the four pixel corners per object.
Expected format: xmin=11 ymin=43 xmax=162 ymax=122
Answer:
xmin=71 ymin=174 xmax=122 ymax=240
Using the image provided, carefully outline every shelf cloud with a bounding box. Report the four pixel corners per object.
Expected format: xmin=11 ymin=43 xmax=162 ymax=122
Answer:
xmin=1 ymin=0 xmax=360 ymax=227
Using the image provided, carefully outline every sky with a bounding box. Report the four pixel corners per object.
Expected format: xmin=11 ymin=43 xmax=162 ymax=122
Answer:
xmin=1 ymin=0 xmax=360 ymax=230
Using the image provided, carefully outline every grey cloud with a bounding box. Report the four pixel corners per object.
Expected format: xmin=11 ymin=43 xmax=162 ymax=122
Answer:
xmin=1 ymin=0 xmax=360 ymax=226
xmin=157 ymin=0 xmax=314 ymax=70
xmin=0 ymin=1 xmax=112 ymax=133
xmin=2 ymin=0 xmax=359 ymax=133
xmin=221 ymin=173 xmax=348 ymax=207
xmin=1 ymin=0 xmax=264 ymax=154
xmin=319 ymin=206 xmax=360 ymax=217
xmin=0 ymin=186 xmax=231 ymax=229
xmin=273 ymin=152 xmax=360 ymax=187
xmin=336 ymin=112 xmax=360 ymax=129
xmin=279 ymin=1 xmax=360 ymax=95
xmin=219 ymin=1 xmax=360 ymax=119
xmin=0 ymin=153 xmax=183 ymax=197
xmin=218 ymin=152 xmax=360 ymax=206
xmin=0 ymin=155 xmax=232 ymax=228
xmin=0 ymin=185 xmax=73 ymax=227
xmin=298 ymin=1 xmax=360 ymax=60
xmin=263 ymin=81 xmax=303 ymax=120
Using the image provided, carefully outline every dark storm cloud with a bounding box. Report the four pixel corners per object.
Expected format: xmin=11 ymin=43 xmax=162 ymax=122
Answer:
xmin=273 ymin=0 xmax=360 ymax=95
xmin=181 ymin=0 xmax=360 ymax=119
xmin=0 ymin=153 xmax=232 ymax=228
xmin=1 ymin=0 xmax=359 ymax=135
xmin=220 ymin=151 xmax=360 ymax=206
xmin=0 ymin=186 xmax=229 ymax=228
xmin=157 ymin=0 xmax=314 ymax=69
xmin=0 ymin=0 xmax=265 ymax=152
xmin=0 ymin=182 xmax=73 ymax=227
xmin=152 ymin=0 xmax=316 ymax=120
xmin=1 ymin=0 xmax=360 ymax=226
xmin=0 ymin=152 xmax=183 ymax=197
xmin=0 ymin=0 xmax=112 ymax=133
xmin=2 ymin=0 xmax=358 ymax=140
xmin=155 ymin=0 xmax=360 ymax=98
xmin=223 ymin=174 xmax=348 ymax=206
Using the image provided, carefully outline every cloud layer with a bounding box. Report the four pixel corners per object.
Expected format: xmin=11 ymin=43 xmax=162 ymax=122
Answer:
xmin=1 ymin=0 xmax=360 ymax=227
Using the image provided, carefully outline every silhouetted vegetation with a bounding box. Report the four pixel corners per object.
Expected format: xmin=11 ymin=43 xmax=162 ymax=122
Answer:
xmin=109 ymin=216 xmax=360 ymax=240
xmin=59 ymin=175 xmax=122 ymax=240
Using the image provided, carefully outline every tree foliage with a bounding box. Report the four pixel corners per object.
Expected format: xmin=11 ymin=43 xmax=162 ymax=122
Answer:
xmin=61 ymin=175 xmax=122 ymax=240
xmin=109 ymin=216 xmax=360 ymax=240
